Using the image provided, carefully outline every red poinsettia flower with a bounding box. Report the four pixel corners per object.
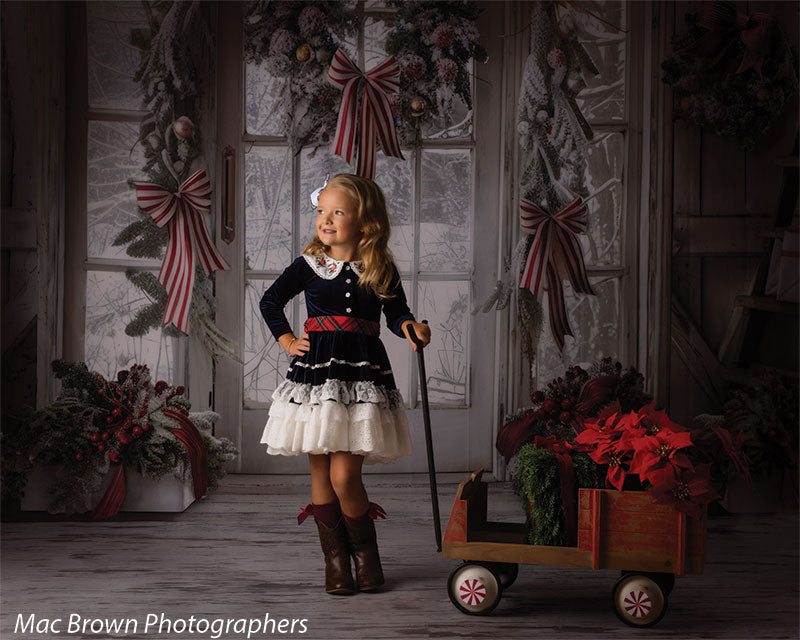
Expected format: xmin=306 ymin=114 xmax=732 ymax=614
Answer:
xmin=629 ymin=429 xmax=694 ymax=485
xmin=574 ymin=400 xmax=626 ymax=446
xmin=649 ymin=463 xmax=720 ymax=519
xmin=627 ymin=402 xmax=690 ymax=436
xmin=586 ymin=436 xmax=633 ymax=491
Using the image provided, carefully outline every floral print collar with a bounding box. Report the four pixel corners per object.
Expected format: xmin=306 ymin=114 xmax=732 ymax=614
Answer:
xmin=303 ymin=253 xmax=365 ymax=280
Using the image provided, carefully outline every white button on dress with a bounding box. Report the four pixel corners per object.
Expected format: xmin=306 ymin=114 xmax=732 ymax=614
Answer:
xmin=345 ymin=292 xmax=351 ymax=297
xmin=346 ymin=307 xmax=352 ymax=313
xmin=346 ymin=278 xmax=351 ymax=283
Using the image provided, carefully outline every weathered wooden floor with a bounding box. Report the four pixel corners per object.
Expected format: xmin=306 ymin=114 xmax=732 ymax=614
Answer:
xmin=2 ymin=473 xmax=798 ymax=640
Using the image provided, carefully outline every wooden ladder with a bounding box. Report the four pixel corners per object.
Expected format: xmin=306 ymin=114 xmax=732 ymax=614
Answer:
xmin=717 ymin=133 xmax=799 ymax=384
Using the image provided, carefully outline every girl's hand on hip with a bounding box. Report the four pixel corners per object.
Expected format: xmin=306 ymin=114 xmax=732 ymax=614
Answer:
xmin=287 ymin=333 xmax=310 ymax=356
xmin=403 ymin=321 xmax=431 ymax=352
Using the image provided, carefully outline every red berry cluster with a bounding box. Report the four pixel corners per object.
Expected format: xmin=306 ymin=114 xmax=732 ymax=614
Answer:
xmin=79 ymin=367 xmax=156 ymax=464
xmin=528 ymin=365 xmax=591 ymax=432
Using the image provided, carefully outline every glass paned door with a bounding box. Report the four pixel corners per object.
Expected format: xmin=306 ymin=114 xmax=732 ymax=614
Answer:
xmin=220 ymin=3 xmax=501 ymax=474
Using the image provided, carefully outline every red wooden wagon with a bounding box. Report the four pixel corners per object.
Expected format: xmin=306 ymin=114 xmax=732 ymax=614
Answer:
xmin=441 ymin=468 xmax=707 ymax=627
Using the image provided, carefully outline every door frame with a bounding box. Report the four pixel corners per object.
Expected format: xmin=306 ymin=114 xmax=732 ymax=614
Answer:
xmin=212 ymin=0 xmax=508 ymax=474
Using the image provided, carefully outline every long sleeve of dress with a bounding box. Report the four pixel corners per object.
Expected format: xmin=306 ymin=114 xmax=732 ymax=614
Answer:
xmin=259 ymin=257 xmax=307 ymax=342
xmin=383 ymin=265 xmax=416 ymax=339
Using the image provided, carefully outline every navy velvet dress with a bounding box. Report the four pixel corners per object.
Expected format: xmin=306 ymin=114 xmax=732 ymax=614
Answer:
xmin=258 ymin=252 xmax=416 ymax=464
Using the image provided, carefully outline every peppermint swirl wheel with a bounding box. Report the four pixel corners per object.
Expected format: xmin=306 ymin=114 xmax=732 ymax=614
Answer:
xmin=612 ymin=573 xmax=668 ymax=627
xmin=447 ymin=562 xmax=502 ymax=615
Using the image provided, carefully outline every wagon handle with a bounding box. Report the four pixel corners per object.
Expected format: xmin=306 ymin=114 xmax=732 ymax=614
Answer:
xmin=406 ymin=320 xmax=442 ymax=552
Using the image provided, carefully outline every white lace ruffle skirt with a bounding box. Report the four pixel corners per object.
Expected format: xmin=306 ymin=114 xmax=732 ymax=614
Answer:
xmin=260 ymin=396 xmax=414 ymax=465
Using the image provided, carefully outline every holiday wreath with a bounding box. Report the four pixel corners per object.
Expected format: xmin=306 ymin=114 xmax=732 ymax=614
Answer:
xmin=661 ymin=0 xmax=798 ymax=150
xmin=1 ymin=360 xmax=238 ymax=518
xmin=243 ymin=0 xmax=486 ymax=154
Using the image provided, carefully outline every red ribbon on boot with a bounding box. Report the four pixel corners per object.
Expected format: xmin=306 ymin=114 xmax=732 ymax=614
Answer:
xmin=298 ymin=503 xmax=315 ymax=525
xmin=534 ymin=435 xmax=578 ymax=546
xmin=676 ymin=0 xmax=779 ymax=79
xmin=298 ymin=501 xmax=386 ymax=525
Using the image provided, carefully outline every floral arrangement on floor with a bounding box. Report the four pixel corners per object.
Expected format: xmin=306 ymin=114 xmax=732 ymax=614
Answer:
xmin=661 ymin=1 xmax=798 ymax=150
xmin=1 ymin=360 xmax=238 ymax=518
xmin=385 ymin=0 xmax=488 ymax=144
xmin=243 ymin=1 xmax=358 ymax=151
xmin=501 ymin=357 xmax=749 ymax=546
xmin=694 ymin=372 xmax=798 ymax=504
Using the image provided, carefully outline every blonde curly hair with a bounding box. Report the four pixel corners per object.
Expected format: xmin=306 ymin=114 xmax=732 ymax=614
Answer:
xmin=303 ymin=173 xmax=398 ymax=300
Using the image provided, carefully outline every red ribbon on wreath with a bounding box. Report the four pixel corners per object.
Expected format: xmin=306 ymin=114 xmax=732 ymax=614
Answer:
xmin=676 ymin=0 xmax=779 ymax=79
xmin=519 ymin=197 xmax=594 ymax=352
xmin=90 ymin=408 xmax=210 ymax=520
xmin=328 ymin=48 xmax=404 ymax=180
xmin=134 ymin=169 xmax=230 ymax=334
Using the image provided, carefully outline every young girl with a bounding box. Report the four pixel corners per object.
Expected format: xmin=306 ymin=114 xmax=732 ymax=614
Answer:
xmin=259 ymin=173 xmax=432 ymax=596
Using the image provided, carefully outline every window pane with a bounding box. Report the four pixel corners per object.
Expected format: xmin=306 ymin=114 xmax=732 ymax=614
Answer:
xmin=417 ymin=280 xmax=469 ymax=406
xmin=581 ymin=131 xmax=624 ymax=266
xmin=245 ymin=146 xmax=293 ymax=271
xmin=376 ymin=155 xmax=414 ymax=273
xmin=243 ymin=13 xmax=357 ymax=137
xmin=382 ymin=279 xmax=412 ymax=407
xmin=364 ymin=16 xmax=390 ymax=70
xmin=87 ymin=1 xmax=147 ymax=110
xmin=87 ymin=121 xmax=150 ymax=260
xmin=535 ymin=276 xmax=620 ymax=384
xmin=84 ymin=270 xmax=178 ymax=383
xmin=420 ymin=60 xmax=474 ymax=140
xmin=420 ymin=150 xmax=471 ymax=272
xmin=572 ymin=1 xmax=626 ymax=122
xmin=245 ymin=60 xmax=290 ymax=136
xmin=244 ymin=278 xmax=293 ymax=403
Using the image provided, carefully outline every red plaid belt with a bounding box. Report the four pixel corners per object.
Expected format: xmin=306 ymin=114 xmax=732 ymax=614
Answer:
xmin=304 ymin=315 xmax=380 ymax=336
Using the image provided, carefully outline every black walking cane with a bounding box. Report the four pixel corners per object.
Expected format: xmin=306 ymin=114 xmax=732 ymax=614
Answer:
xmin=406 ymin=320 xmax=442 ymax=552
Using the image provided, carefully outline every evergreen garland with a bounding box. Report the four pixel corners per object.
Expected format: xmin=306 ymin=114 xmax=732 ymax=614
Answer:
xmin=113 ymin=2 xmax=237 ymax=362
xmin=385 ymin=0 xmax=488 ymax=143
xmin=243 ymin=0 xmax=358 ymax=152
xmin=514 ymin=445 xmax=605 ymax=546
xmin=242 ymin=1 xmax=486 ymax=154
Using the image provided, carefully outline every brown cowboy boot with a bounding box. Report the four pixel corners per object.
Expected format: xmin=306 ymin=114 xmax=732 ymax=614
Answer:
xmin=298 ymin=503 xmax=356 ymax=595
xmin=343 ymin=502 xmax=387 ymax=591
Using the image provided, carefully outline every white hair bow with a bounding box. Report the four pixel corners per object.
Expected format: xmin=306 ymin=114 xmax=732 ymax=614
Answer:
xmin=310 ymin=174 xmax=330 ymax=208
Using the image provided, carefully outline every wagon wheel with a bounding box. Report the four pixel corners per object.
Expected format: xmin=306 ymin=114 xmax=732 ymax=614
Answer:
xmin=612 ymin=573 xmax=668 ymax=627
xmin=448 ymin=562 xmax=502 ymax=615
xmin=478 ymin=562 xmax=519 ymax=590
xmin=621 ymin=570 xmax=675 ymax=596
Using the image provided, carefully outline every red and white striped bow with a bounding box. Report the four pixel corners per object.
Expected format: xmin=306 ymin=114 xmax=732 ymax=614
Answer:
xmin=519 ymin=197 xmax=595 ymax=352
xmin=328 ymin=48 xmax=404 ymax=180
xmin=134 ymin=169 xmax=230 ymax=334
